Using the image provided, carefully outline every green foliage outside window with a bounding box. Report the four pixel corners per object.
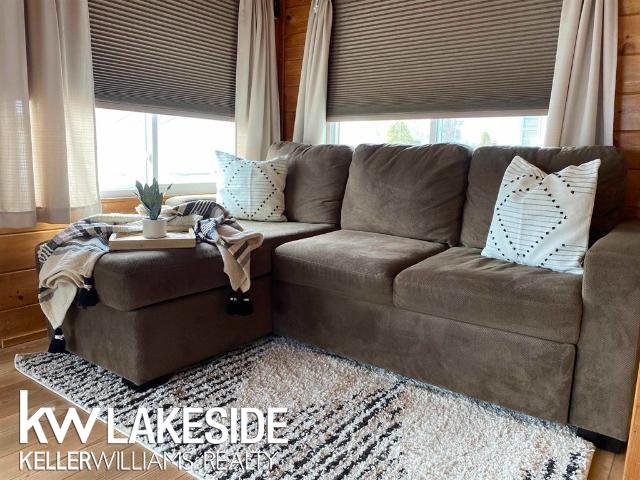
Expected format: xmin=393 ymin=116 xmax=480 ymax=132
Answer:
xmin=386 ymin=121 xmax=415 ymax=144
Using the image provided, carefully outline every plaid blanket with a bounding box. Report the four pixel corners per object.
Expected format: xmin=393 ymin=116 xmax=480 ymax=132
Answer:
xmin=37 ymin=201 xmax=263 ymax=331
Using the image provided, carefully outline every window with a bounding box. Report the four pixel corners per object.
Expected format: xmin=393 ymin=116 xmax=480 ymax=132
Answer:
xmin=95 ymin=108 xmax=234 ymax=197
xmin=328 ymin=116 xmax=547 ymax=149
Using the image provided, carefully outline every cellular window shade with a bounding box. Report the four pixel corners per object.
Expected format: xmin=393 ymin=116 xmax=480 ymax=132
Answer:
xmin=327 ymin=0 xmax=563 ymax=119
xmin=88 ymin=0 xmax=238 ymax=119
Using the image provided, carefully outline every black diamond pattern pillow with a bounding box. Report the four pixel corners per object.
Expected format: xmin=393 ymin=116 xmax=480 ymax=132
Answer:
xmin=481 ymin=156 xmax=600 ymax=274
xmin=215 ymin=151 xmax=288 ymax=221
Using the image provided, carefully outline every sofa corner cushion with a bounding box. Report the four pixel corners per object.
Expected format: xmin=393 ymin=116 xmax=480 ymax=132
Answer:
xmin=393 ymin=247 xmax=583 ymax=344
xmin=267 ymin=141 xmax=353 ymax=225
xmin=274 ymin=229 xmax=447 ymax=305
xmin=460 ymin=145 xmax=627 ymax=249
xmin=340 ymin=143 xmax=471 ymax=244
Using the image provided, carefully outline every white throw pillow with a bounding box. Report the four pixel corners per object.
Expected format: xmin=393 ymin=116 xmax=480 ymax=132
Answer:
xmin=481 ymin=156 xmax=600 ymax=274
xmin=214 ymin=151 xmax=288 ymax=221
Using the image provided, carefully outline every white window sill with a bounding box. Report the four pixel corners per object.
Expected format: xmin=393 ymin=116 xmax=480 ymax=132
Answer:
xmin=100 ymin=183 xmax=217 ymax=199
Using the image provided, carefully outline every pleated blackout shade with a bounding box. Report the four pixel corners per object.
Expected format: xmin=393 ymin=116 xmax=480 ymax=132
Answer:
xmin=327 ymin=0 xmax=563 ymax=119
xmin=88 ymin=0 xmax=238 ymax=119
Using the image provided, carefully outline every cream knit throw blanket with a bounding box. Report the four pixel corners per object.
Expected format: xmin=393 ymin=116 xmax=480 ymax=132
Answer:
xmin=37 ymin=201 xmax=263 ymax=330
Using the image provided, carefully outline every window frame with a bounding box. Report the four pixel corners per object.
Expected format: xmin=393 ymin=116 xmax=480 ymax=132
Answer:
xmin=100 ymin=183 xmax=218 ymax=200
xmin=95 ymin=106 xmax=232 ymax=198
xmin=326 ymin=110 xmax=548 ymax=147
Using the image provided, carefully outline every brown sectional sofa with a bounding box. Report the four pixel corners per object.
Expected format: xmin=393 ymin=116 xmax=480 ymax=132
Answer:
xmin=56 ymin=141 xmax=639 ymax=450
xmin=272 ymin=141 xmax=637 ymax=449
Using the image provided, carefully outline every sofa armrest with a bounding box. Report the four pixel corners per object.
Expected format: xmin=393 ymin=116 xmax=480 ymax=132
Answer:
xmin=570 ymin=219 xmax=640 ymax=441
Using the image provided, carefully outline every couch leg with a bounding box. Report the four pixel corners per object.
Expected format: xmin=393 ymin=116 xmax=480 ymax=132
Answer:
xmin=576 ymin=428 xmax=626 ymax=453
xmin=121 ymin=374 xmax=172 ymax=392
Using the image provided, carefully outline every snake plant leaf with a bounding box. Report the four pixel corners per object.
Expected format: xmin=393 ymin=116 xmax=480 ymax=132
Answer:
xmin=133 ymin=177 xmax=169 ymax=220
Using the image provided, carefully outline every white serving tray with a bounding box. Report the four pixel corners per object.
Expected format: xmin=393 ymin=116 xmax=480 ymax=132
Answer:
xmin=108 ymin=228 xmax=196 ymax=251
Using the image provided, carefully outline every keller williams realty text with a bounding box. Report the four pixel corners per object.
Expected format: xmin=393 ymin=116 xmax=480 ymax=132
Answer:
xmin=20 ymin=450 xmax=276 ymax=472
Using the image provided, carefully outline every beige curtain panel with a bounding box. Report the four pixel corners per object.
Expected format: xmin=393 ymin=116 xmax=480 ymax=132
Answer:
xmin=293 ymin=0 xmax=333 ymax=145
xmin=545 ymin=0 xmax=618 ymax=147
xmin=0 ymin=0 xmax=100 ymax=229
xmin=235 ymin=0 xmax=281 ymax=160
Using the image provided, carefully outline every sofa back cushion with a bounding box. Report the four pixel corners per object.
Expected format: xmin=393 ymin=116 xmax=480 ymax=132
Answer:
xmin=267 ymin=141 xmax=353 ymax=225
xmin=340 ymin=143 xmax=472 ymax=244
xmin=460 ymin=146 xmax=627 ymax=249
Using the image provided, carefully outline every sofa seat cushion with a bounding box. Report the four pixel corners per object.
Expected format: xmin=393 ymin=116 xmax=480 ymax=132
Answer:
xmin=95 ymin=221 xmax=335 ymax=311
xmin=393 ymin=247 xmax=583 ymax=344
xmin=274 ymin=230 xmax=447 ymax=305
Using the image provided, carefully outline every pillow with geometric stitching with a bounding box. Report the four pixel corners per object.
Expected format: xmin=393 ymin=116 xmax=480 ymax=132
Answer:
xmin=481 ymin=156 xmax=600 ymax=274
xmin=214 ymin=151 xmax=288 ymax=222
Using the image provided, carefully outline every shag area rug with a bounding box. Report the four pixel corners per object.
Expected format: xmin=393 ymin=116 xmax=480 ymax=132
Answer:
xmin=15 ymin=337 xmax=594 ymax=479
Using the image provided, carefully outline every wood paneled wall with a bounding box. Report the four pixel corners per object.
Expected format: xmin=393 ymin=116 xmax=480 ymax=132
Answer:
xmin=0 ymin=197 xmax=139 ymax=347
xmin=617 ymin=0 xmax=640 ymax=219
xmin=0 ymin=223 xmax=62 ymax=347
xmin=279 ymin=0 xmax=311 ymax=141
xmin=620 ymin=2 xmax=640 ymax=479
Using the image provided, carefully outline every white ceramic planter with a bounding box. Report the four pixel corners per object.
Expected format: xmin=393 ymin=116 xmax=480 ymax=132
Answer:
xmin=142 ymin=217 xmax=167 ymax=239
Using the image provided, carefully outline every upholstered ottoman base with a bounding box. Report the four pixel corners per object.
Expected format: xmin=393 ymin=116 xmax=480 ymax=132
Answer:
xmin=58 ymin=275 xmax=272 ymax=385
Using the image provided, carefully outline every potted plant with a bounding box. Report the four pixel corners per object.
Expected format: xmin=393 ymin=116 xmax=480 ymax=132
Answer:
xmin=135 ymin=178 xmax=171 ymax=239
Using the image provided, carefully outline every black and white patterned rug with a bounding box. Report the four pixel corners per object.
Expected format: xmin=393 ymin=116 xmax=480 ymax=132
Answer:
xmin=15 ymin=337 xmax=593 ymax=479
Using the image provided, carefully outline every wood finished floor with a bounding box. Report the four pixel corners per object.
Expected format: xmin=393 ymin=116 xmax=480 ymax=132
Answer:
xmin=0 ymin=338 xmax=626 ymax=479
